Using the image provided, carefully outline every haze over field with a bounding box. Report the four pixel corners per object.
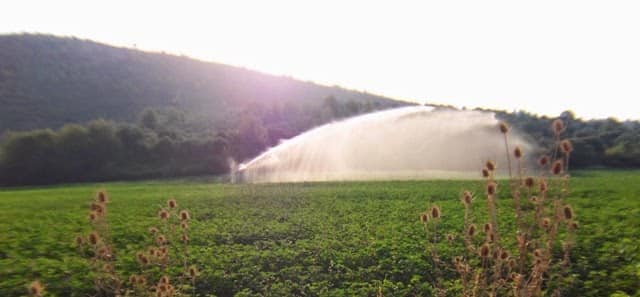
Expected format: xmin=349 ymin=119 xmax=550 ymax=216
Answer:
xmin=2 ymin=0 xmax=640 ymax=120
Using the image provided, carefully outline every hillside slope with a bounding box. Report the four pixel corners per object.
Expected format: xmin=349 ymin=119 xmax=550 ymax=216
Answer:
xmin=0 ymin=34 xmax=408 ymax=133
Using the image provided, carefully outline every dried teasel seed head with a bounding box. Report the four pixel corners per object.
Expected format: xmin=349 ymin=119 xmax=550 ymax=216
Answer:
xmin=560 ymin=139 xmax=573 ymax=154
xmin=179 ymin=210 xmax=190 ymax=221
xmin=453 ymin=256 xmax=462 ymax=264
xmin=188 ymin=265 xmax=198 ymax=278
xmin=538 ymin=155 xmax=550 ymax=166
xmin=159 ymin=275 xmax=170 ymax=284
xmin=181 ymin=234 xmax=189 ymax=243
xmin=499 ymin=122 xmax=509 ymax=134
xmin=492 ymin=248 xmax=501 ymax=260
xmin=447 ymin=233 xmax=455 ymax=242
xmin=524 ymin=177 xmax=535 ymax=188
xmin=569 ymin=221 xmax=579 ymax=230
xmin=180 ymin=222 xmax=189 ymax=230
xmin=419 ymin=212 xmax=429 ymax=224
xmin=508 ymin=258 xmax=517 ymax=269
xmin=483 ymin=223 xmax=492 ymax=233
xmin=530 ymin=196 xmax=539 ymax=204
xmin=539 ymin=179 xmax=548 ymax=192
xmin=533 ymin=248 xmax=543 ymax=258
xmin=28 ymin=280 xmax=44 ymax=297
xmin=552 ymin=119 xmax=564 ymax=134
xmin=501 ymin=250 xmax=509 ymax=260
xmin=514 ymin=146 xmax=523 ymax=159
xmin=88 ymin=231 xmax=100 ymax=245
xmin=88 ymin=211 xmax=98 ymax=221
xmin=103 ymin=263 xmax=113 ymax=272
xmin=96 ymin=190 xmax=109 ymax=203
xmin=75 ymin=235 xmax=85 ymax=246
xmin=461 ymin=191 xmax=472 ymax=205
xmin=137 ymin=276 xmax=147 ymax=285
xmin=487 ymin=231 xmax=496 ymax=243
xmin=485 ymin=160 xmax=496 ymax=172
xmin=90 ymin=203 xmax=105 ymax=216
xmin=159 ymin=209 xmax=170 ymax=220
xmin=136 ymin=252 xmax=149 ymax=265
xmin=482 ymin=168 xmax=490 ymax=178
xmin=430 ymin=205 xmax=441 ymax=219
xmin=156 ymin=235 xmax=166 ymax=245
xmin=540 ymin=217 xmax=551 ymax=229
xmin=552 ymin=160 xmax=564 ymax=175
xmin=167 ymin=199 xmax=177 ymax=209
xmin=129 ymin=274 xmax=139 ymax=284
xmin=479 ymin=243 xmax=490 ymax=258
xmin=563 ymin=205 xmax=574 ymax=220
xmin=149 ymin=227 xmax=159 ymax=234
xmin=486 ymin=182 xmax=497 ymax=196
xmin=467 ymin=224 xmax=477 ymax=237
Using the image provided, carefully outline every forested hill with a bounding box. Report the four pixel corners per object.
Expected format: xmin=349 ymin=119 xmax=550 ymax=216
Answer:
xmin=0 ymin=34 xmax=408 ymax=133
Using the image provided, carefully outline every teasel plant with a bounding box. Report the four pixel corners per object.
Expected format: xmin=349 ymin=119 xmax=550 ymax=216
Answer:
xmin=73 ymin=191 xmax=198 ymax=297
xmin=420 ymin=119 xmax=578 ymax=297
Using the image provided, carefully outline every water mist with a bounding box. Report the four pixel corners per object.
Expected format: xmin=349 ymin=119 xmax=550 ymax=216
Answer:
xmin=235 ymin=106 xmax=535 ymax=183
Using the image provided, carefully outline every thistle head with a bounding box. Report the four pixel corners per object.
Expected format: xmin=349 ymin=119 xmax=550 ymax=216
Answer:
xmin=28 ymin=280 xmax=44 ymax=297
xmin=430 ymin=205 xmax=441 ymax=219
xmin=552 ymin=160 xmax=564 ymax=175
xmin=499 ymin=122 xmax=509 ymax=134
xmin=514 ymin=146 xmax=523 ymax=159
xmin=179 ymin=210 xmax=191 ymax=221
xmin=552 ymin=119 xmax=564 ymax=134
xmin=560 ymin=139 xmax=573 ymax=154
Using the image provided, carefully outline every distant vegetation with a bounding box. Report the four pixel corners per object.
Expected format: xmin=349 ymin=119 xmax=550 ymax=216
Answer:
xmin=0 ymin=34 xmax=639 ymax=186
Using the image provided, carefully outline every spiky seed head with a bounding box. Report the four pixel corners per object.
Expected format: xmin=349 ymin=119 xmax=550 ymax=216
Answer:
xmin=136 ymin=252 xmax=149 ymax=265
xmin=447 ymin=233 xmax=455 ymax=242
xmin=419 ymin=212 xmax=429 ymax=224
xmin=75 ymin=236 xmax=85 ymax=246
xmin=461 ymin=191 xmax=472 ymax=205
xmin=156 ymin=235 xmax=166 ymax=245
xmin=137 ymin=276 xmax=147 ymax=285
xmin=453 ymin=256 xmax=462 ymax=264
xmin=563 ymin=205 xmax=574 ymax=220
xmin=483 ymin=223 xmax=492 ymax=233
xmin=570 ymin=221 xmax=579 ymax=230
xmin=482 ymin=168 xmax=490 ymax=178
xmin=167 ymin=199 xmax=177 ymax=209
xmin=159 ymin=209 xmax=170 ymax=220
xmin=514 ymin=146 xmax=523 ymax=159
xmin=560 ymin=139 xmax=573 ymax=154
xmin=96 ymin=191 xmax=109 ymax=203
xmin=552 ymin=119 xmax=564 ymax=134
xmin=487 ymin=232 xmax=496 ymax=243
xmin=159 ymin=275 xmax=170 ymax=284
xmin=28 ymin=280 xmax=44 ymax=297
xmin=88 ymin=231 xmax=100 ymax=245
xmin=524 ymin=177 xmax=535 ymax=188
xmin=530 ymin=196 xmax=539 ymax=204
xmin=552 ymin=160 xmax=564 ymax=175
xmin=508 ymin=258 xmax=516 ymax=269
xmin=539 ymin=179 xmax=548 ymax=192
xmin=538 ymin=155 xmax=550 ymax=166
xmin=181 ymin=234 xmax=189 ymax=243
xmin=499 ymin=122 xmax=509 ymax=134
xmin=540 ymin=217 xmax=551 ymax=229
xmin=485 ymin=160 xmax=496 ymax=171
xmin=533 ymin=248 xmax=543 ymax=258
xmin=103 ymin=263 xmax=113 ymax=272
xmin=430 ymin=205 xmax=441 ymax=219
xmin=88 ymin=211 xmax=98 ymax=221
xmin=129 ymin=275 xmax=138 ymax=284
xmin=188 ymin=266 xmax=198 ymax=278
xmin=91 ymin=203 xmax=105 ymax=216
xmin=486 ymin=182 xmax=497 ymax=196
xmin=149 ymin=227 xmax=159 ymax=234
xmin=468 ymin=224 xmax=477 ymax=237
xmin=179 ymin=210 xmax=190 ymax=221
xmin=480 ymin=243 xmax=490 ymax=258
xmin=180 ymin=222 xmax=188 ymax=230
xmin=501 ymin=250 xmax=509 ymax=260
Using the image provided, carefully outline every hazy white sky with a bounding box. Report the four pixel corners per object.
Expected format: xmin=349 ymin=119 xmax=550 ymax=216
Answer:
xmin=2 ymin=0 xmax=639 ymax=120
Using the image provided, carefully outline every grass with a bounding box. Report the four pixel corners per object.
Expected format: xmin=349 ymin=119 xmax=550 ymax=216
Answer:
xmin=1 ymin=170 xmax=639 ymax=296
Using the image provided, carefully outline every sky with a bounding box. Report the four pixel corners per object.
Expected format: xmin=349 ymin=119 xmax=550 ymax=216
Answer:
xmin=2 ymin=0 xmax=639 ymax=120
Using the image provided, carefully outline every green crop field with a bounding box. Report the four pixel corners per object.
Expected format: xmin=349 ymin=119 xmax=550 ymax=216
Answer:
xmin=1 ymin=171 xmax=639 ymax=297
